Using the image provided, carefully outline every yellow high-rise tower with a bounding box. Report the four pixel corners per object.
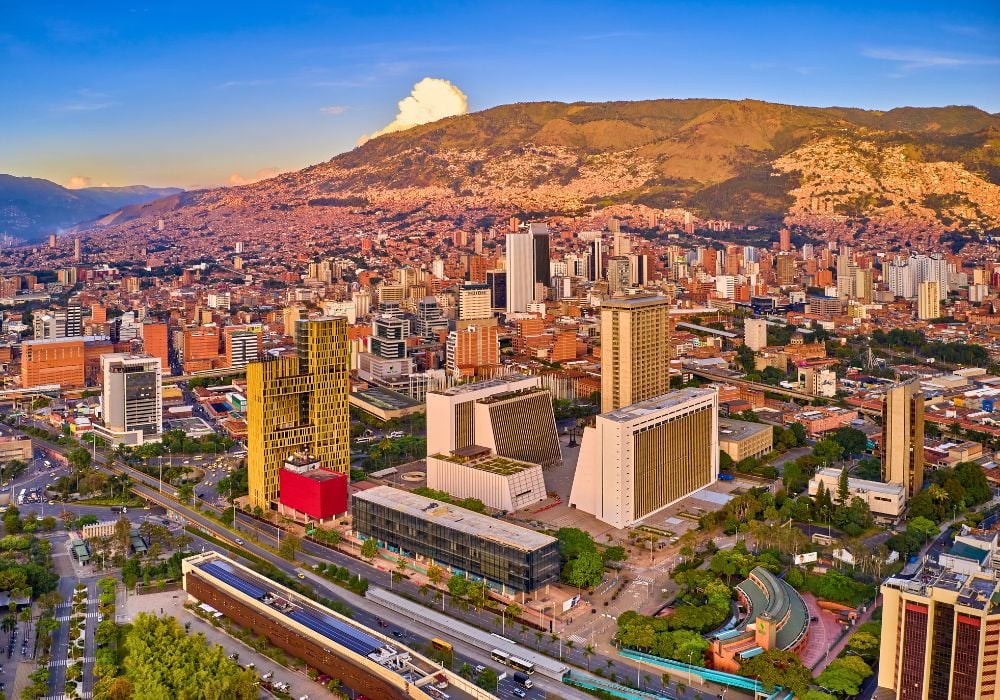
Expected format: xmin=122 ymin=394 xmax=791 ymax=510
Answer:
xmin=881 ymin=378 xmax=925 ymax=499
xmin=600 ymin=295 xmax=672 ymax=413
xmin=247 ymin=317 xmax=350 ymax=509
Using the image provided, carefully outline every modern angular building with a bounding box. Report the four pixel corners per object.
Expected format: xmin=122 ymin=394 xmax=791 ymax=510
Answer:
xmin=277 ymin=453 xmax=348 ymax=524
xmin=246 ymin=317 xmax=351 ymax=509
xmin=600 ymin=295 xmax=672 ymax=413
xmin=505 ymin=223 xmax=550 ymax=314
xmin=425 ymin=375 xmax=561 ymax=468
xmin=570 ymin=388 xmax=719 ymax=529
xmin=352 ymin=485 xmax=560 ymax=593
xmin=426 ymin=446 xmax=546 ymax=512
xmin=879 ymin=562 xmax=1000 ymax=700
xmin=882 ymin=378 xmax=925 ymax=499
xmin=96 ymin=353 xmax=162 ymax=446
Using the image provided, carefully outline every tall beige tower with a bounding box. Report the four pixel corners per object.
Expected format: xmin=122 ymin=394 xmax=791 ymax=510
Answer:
xmin=881 ymin=378 xmax=924 ymax=499
xmin=600 ymin=295 xmax=671 ymax=413
xmin=917 ymin=280 xmax=941 ymax=320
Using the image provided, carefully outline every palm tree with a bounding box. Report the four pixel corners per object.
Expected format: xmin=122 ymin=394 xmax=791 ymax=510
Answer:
xmin=534 ymin=630 xmax=544 ymax=649
xmin=584 ymin=644 xmax=595 ymax=671
xmin=0 ymin=615 xmax=15 ymax=638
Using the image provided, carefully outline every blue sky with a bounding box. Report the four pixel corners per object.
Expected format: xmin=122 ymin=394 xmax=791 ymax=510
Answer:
xmin=2 ymin=1 xmax=998 ymax=189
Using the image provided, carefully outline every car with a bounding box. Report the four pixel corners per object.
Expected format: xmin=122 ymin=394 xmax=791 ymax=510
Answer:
xmin=388 ymin=431 xmax=405 ymax=439
xmin=297 ymin=572 xmax=306 ymax=580
xmin=235 ymin=538 xmax=244 ymax=545
xmin=474 ymin=664 xmax=486 ymax=674
xmin=513 ymin=689 xmax=526 ymax=698
xmin=262 ymin=671 xmax=273 ymax=681
xmin=391 ymin=630 xmax=403 ymax=638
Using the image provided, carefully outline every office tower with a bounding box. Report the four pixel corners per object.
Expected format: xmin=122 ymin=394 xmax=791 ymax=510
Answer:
xmin=182 ymin=326 xmax=221 ymax=373
xmin=99 ymin=354 xmax=162 ymax=444
xmin=207 ymin=292 xmax=231 ymax=310
xmin=570 ymin=388 xmax=719 ymax=529
xmin=425 ymin=375 xmax=560 ymax=467
xmin=457 ymin=284 xmax=492 ymax=321
xmin=776 ymin=254 xmax=795 ymax=285
xmin=282 ymin=307 xmax=304 ymax=335
xmin=882 ymin=378 xmax=925 ymax=499
xmin=613 ymin=229 xmax=631 ymax=257
xmin=715 ymin=275 xmax=736 ymax=300
xmin=90 ymin=303 xmax=107 ymax=324
xmin=607 ymin=256 xmax=631 ymax=294
xmin=587 ymin=237 xmax=604 ymax=282
xmin=48 ymin=233 xmax=56 ymax=248
xmin=358 ymin=314 xmax=414 ymax=393
xmin=779 ymin=228 xmax=791 ymax=252
xmin=21 ymin=338 xmax=86 ymax=388
xmin=351 ymin=288 xmax=372 ymax=320
xmin=912 ymin=252 xmax=949 ymax=299
xmin=415 ymin=297 xmax=448 ymax=340
xmin=918 ymin=281 xmax=941 ymax=320
xmin=73 ymin=237 xmax=81 ymax=261
xmin=246 ymin=317 xmax=350 ymax=509
xmin=140 ymin=322 xmax=170 ymax=375
xmin=431 ymin=258 xmax=445 ymax=280
xmin=486 ymin=270 xmax=507 ymax=312
xmin=370 ymin=315 xmax=409 ymax=359
xmin=887 ymin=257 xmax=916 ymax=299
xmin=744 ymin=318 xmax=768 ymax=351
xmin=505 ymin=224 xmax=550 ymax=314
xmin=446 ymin=322 xmax=499 ymax=378
xmin=33 ymin=305 xmax=82 ymax=340
xmin=854 ymin=267 xmax=873 ymax=304
xmin=878 ymin=563 xmax=1000 ymax=700
xmin=320 ymin=300 xmax=356 ymax=325
xmin=225 ymin=327 xmax=262 ymax=369
xmin=377 ymin=283 xmax=406 ymax=313
xmin=628 ymin=254 xmax=649 ymax=286
xmin=600 ymin=295 xmax=672 ymax=413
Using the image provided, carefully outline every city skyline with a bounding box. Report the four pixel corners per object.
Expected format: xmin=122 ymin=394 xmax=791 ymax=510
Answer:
xmin=2 ymin=1 xmax=998 ymax=188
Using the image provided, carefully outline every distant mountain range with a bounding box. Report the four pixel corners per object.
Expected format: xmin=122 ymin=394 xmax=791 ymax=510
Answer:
xmin=82 ymin=99 xmax=1000 ymax=254
xmin=0 ymin=175 xmax=182 ymax=242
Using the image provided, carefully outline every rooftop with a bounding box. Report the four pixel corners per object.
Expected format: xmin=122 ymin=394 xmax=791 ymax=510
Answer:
xmin=718 ymin=417 xmax=772 ymax=442
xmin=602 ymin=388 xmax=716 ymax=423
xmin=21 ymin=335 xmax=109 ymax=346
xmin=431 ymin=450 xmax=538 ymax=476
xmin=476 ymin=386 xmax=549 ymax=405
xmin=815 ymin=468 xmax=906 ymax=496
xmin=431 ymin=373 xmax=534 ymax=397
xmin=354 ymin=485 xmax=557 ymax=551
xmin=601 ymin=295 xmax=671 ymax=309
xmin=736 ymin=566 xmax=809 ymax=651
xmin=351 ymin=385 xmax=421 ymax=410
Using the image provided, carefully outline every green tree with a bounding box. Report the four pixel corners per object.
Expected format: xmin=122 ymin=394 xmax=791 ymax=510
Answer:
xmin=831 ymin=426 xmax=868 ymax=455
xmin=737 ymin=650 xmax=812 ymax=696
xmin=278 ymin=532 xmax=302 ymax=561
xmin=813 ymin=439 xmax=844 ymax=466
xmin=836 ymin=468 xmax=850 ymax=506
xmin=562 ymin=550 xmax=604 ymax=589
xmin=360 ymin=537 xmax=378 ymax=562
xmin=556 ymin=527 xmax=597 ymax=560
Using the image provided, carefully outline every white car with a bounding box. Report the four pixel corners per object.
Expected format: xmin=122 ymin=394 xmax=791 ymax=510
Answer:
xmin=388 ymin=431 xmax=405 ymax=439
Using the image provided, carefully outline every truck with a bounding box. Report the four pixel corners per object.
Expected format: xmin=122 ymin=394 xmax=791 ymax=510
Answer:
xmin=513 ymin=672 xmax=533 ymax=688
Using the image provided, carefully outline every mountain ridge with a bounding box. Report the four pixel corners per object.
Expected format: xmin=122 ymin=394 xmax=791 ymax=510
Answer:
xmin=78 ymin=98 xmax=1000 ymax=253
xmin=0 ymin=174 xmax=183 ymax=242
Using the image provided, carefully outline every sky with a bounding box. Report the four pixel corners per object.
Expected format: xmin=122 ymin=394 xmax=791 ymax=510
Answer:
xmin=2 ymin=1 xmax=998 ymax=190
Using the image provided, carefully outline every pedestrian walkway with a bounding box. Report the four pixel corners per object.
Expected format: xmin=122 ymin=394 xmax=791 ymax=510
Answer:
xmin=810 ymin=595 xmax=880 ymax=674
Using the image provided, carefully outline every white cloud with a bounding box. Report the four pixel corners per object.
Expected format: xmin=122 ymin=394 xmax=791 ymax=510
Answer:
xmin=226 ymin=167 xmax=284 ymax=186
xmin=320 ymin=105 xmax=348 ymax=115
xmin=65 ymin=175 xmax=92 ymax=189
xmin=359 ymin=77 xmax=468 ymax=144
xmin=863 ymin=48 xmax=1000 ymax=70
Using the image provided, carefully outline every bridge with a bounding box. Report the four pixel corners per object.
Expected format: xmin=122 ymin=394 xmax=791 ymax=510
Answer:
xmin=618 ymin=649 xmax=773 ymax=696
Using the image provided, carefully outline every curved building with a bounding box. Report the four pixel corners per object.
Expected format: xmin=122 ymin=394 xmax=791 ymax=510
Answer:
xmin=710 ymin=566 xmax=810 ymax=672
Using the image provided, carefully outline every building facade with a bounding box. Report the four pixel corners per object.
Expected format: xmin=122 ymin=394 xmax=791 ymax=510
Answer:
xmin=808 ymin=468 xmax=905 ymax=520
xmin=246 ymin=317 xmax=351 ymax=509
xmin=918 ymin=280 xmax=941 ymax=320
xmin=718 ymin=417 xmax=773 ymax=462
xmin=426 ymin=447 xmax=546 ymax=512
xmin=600 ymin=295 xmax=672 ymax=413
xmin=879 ymin=563 xmax=1000 ymax=700
xmin=352 ymin=485 xmax=560 ymax=593
xmin=570 ymin=388 xmax=719 ymax=529
xmin=882 ymin=378 xmax=925 ymax=499
xmin=98 ymin=353 xmax=162 ymax=445
xmin=744 ymin=318 xmax=768 ymax=351
xmin=505 ymin=224 xmax=550 ymax=314
xmin=20 ymin=337 xmax=86 ymax=388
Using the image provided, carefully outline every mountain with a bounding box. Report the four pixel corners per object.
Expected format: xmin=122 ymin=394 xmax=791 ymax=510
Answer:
xmin=81 ymin=99 xmax=1000 ymax=255
xmin=0 ymin=175 xmax=182 ymax=242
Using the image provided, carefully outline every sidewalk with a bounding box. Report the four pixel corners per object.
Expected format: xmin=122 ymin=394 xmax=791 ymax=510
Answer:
xmin=811 ymin=595 xmax=880 ymax=674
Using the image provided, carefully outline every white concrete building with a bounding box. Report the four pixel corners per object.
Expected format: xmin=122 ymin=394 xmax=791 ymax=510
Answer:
xmin=569 ymin=388 xmax=719 ymax=529
xmin=426 ymin=447 xmax=546 ymax=512
xmin=96 ymin=353 xmax=162 ymax=446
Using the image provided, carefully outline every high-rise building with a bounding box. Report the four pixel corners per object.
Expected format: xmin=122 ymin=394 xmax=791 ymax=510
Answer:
xmin=485 ymin=270 xmax=507 ymax=312
xmin=246 ymin=317 xmax=351 ymax=509
xmin=878 ymin=562 xmax=1000 ymax=700
xmin=182 ymin=326 xmax=221 ymax=373
xmin=882 ymin=378 xmax=925 ymax=499
xmin=97 ymin=354 xmax=162 ymax=445
xmin=912 ymin=252 xmax=949 ymax=300
xmin=570 ymin=388 xmax=719 ymax=529
xmin=607 ymin=256 xmax=631 ymax=294
xmin=33 ymin=305 xmax=82 ymax=340
xmin=779 ymin=228 xmax=791 ymax=252
xmin=776 ymin=254 xmax=795 ymax=285
xmin=140 ymin=322 xmax=170 ymax=375
xmin=457 ymin=284 xmax=492 ymax=321
xmin=887 ymin=257 xmax=916 ymax=299
xmin=918 ymin=280 xmax=941 ymax=320
xmin=224 ymin=327 xmax=263 ymax=369
xmin=358 ymin=314 xmax=414 ymax=393
xmin=744 ymin=318 xmax=768 ymax=351
xmin=600 ymin=295 xmax=672 ymax=413
xmin=414 ymin=297 xmax=448 ymax=340
xmin=506 ymin=224 xmax=550 ymax=313
xmin=20 ymin=337 xmax=86 ymax=388
xmin=588 ymin=237 xmax=604 ymax=282
xmin=446 ymin=322 xmax=500 ymax=378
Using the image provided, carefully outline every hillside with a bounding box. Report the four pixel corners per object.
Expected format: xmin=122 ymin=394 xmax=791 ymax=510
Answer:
xmin=0 ymin=175 xmax=182 ymax=242
xmin=79 ymin=99 xmax=1000 ymax=253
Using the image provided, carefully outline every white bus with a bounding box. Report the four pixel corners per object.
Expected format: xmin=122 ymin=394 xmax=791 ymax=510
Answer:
xmin=490 ymin=649 xmax=511 ymax=665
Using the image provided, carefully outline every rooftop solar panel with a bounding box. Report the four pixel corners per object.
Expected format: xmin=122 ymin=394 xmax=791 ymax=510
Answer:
xmin=287 ymin=609 xmax=380 ymax=657
xmin=199 ymin=562 xmax=268 ymax=599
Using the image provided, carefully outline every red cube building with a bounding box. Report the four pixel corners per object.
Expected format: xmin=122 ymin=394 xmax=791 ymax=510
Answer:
xmin=277 ymin=453 xmax=348 ymax=523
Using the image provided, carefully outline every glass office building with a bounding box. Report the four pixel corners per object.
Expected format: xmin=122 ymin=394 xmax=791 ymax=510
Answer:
xmin=352 ymin=485 xmax=560 ymax=593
